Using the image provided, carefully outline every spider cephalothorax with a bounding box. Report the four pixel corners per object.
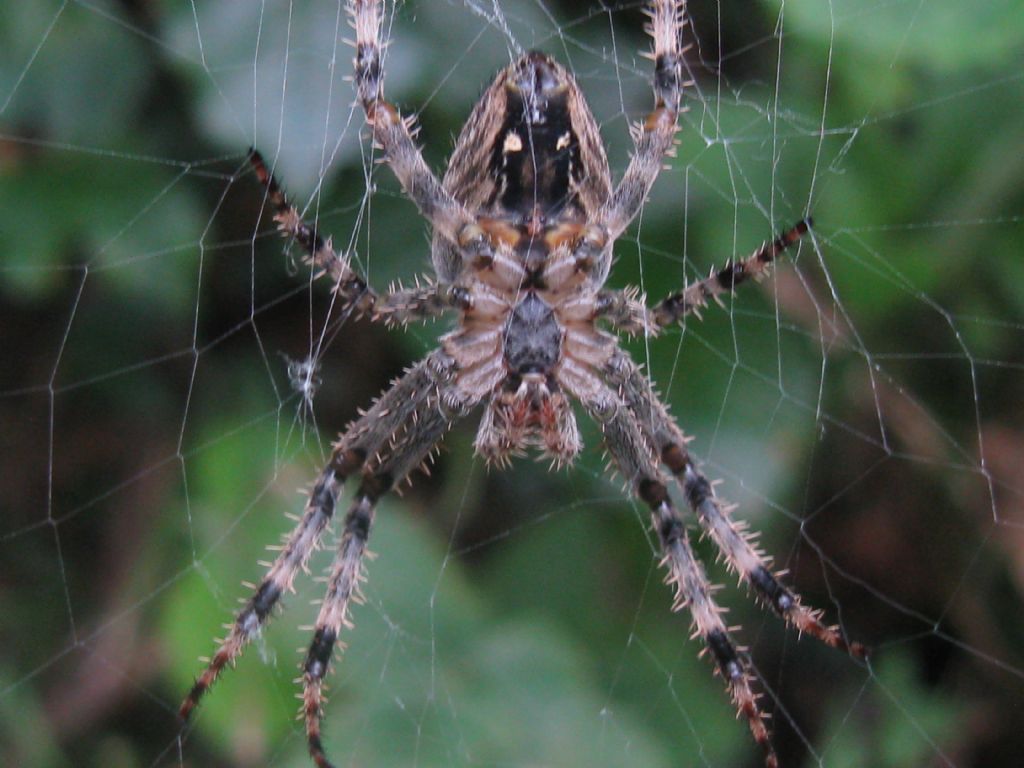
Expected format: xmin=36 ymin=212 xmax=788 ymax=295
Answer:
xmin=180 ymin=3 xmax=864 ymax=767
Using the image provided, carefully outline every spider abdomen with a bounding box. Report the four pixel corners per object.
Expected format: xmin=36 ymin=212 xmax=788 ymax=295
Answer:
xmin=504 ymin=292 xmax=562 ymax=374
xmin=492 ymin=54 xmax=580 ymax=220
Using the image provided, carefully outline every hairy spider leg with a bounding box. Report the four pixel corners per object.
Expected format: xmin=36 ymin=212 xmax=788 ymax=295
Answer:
xmin=179 ymin=351 xmax=466 ymax=723
xmin=250 ymin=149 xmax=466 ymax=325
xmin=596 ymin=219 xmax=815 ymax=335
xmin=178 ymin=466 xmax=343 ymax=724
xmin=604 ymin=349 xmax=868 ymax=658
xmin=652 ymin=218 xmax=815 ymax=327
xmin=304 ymin=382 xmax=458 ymax=768
xmin=567 ymin=371 xmax=778 ymax=768
xmin=597 ymin=0 xmax=690 ymax=243
xmin=302 ymin=494 xmax=372 ymax=768
xmin=349 ymin=0 xmax=491 ymax=269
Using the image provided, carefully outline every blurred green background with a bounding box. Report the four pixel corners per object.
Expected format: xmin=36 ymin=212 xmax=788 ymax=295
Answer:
xmin=2 ymin=1 xmax=1023 ymax=767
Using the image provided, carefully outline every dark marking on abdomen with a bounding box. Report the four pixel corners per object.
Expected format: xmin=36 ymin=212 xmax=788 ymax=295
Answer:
xmin=490 ymin=54 xmax=581 ymax=218
xmin=503 ymin=292 xmax=562 ymax=374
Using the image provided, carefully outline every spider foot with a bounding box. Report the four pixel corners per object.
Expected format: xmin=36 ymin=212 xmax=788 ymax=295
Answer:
xmin=304 ymin=628 xmax=338 ymax=768
xmin=655 ymin=502 xmax=779 ymax=768
xmin=781 ymin=596 xmax=869 ymax=660
xmin=724 ymin=664 xmax=778 ymax=768
xmin=179 ymin=647 xmax=228 ymax=723
xmin=679 ymin=464 xmax=868 ymax=660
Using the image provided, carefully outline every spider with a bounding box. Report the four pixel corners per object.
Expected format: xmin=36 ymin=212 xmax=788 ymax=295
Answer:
xmin=179 ymin=2 xmax=865 ymax=766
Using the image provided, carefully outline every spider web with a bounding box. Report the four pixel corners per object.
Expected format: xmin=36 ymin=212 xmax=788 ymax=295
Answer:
xmin=2 ymin=1 xmax=1023 ymax=766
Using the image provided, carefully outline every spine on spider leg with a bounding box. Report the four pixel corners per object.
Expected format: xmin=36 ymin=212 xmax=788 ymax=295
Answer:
xmin=647 ymin=493 xmax=779 ymax=768
xmin=248 ymin=149 xmax=377 ymax=315
xmin=652 ymin=218 xmax=813 ymax=327
xmin=670 ymin=453 xmax=867 ymax=660
xmin=303 ymin=493 xmax=377 ymax=768
xmin=179 ymin=467 xmax=346 ymax=722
